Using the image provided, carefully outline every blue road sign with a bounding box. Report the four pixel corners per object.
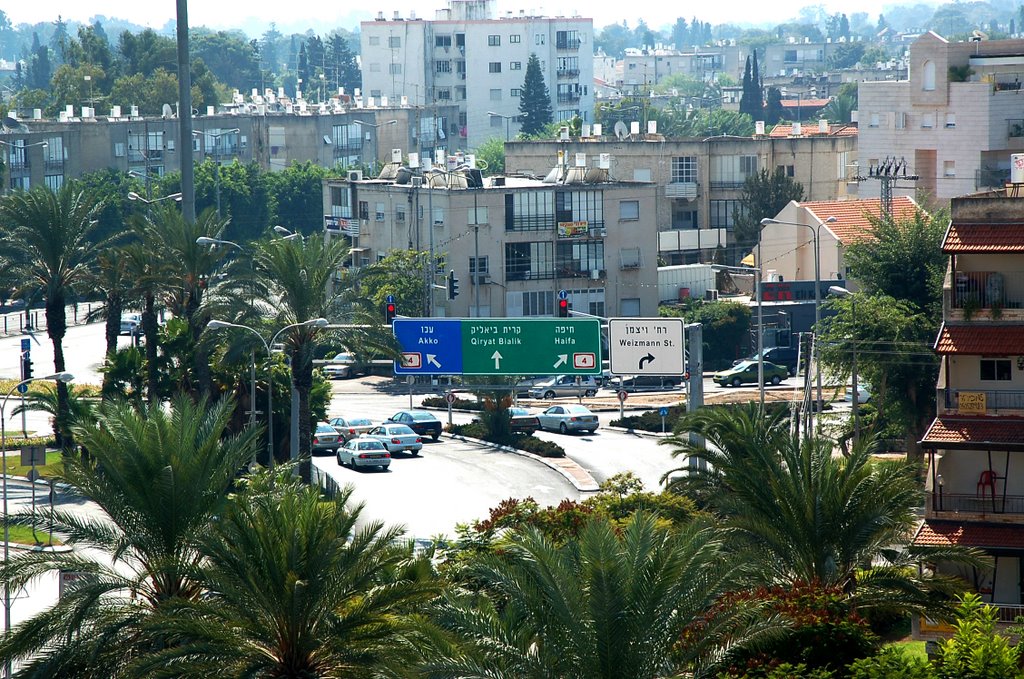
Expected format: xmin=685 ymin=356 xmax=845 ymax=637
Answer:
xmin=386 ymin=294 xmax=395 ymax=304
xmin=659 ymin=406 xmax=669 ymax=417
xmin=16 ymin=383 xmax=27 ymax=394
xmin=20 ymin=339 xmax=30 ymax=353
xmin=392 ymin=319 xmax=464 ymax=374
xmin=557 ymin=289 xmax=568 ymax=300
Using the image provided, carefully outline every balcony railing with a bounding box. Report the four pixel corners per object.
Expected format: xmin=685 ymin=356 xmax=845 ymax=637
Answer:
xmin=557 ymin=93 xmax=581 ymax=104
xmin=505 ymin=269 xmax=555 ymax=281
xmin=976 ymin=167 xmax=1011 ymax=189
xmin=931 ymin=491 xmax=1024 ymax=516
xmin=950 ymin=271 xmax=1024 ymax=313
xmin=506 ymin=215 xmax=556 ymax=232
xmin=943 ymin=388 xmax=1024 ymax=413
xmin=556 ymin=39 xmax=581 ymax=50
xmin=557 ymin=68 xmax=580 ymax=78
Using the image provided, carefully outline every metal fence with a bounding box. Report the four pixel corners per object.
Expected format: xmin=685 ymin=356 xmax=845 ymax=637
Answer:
xmin=0 ymin=303 xmax=101 ymax=337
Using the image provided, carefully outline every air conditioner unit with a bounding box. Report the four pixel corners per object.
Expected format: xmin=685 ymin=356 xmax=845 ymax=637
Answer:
xmin=590 ymin=269 xmax=605 ymax=280
xmin=705 ymin=289 xmax=719 ymax=301
xmin=411 ymin=177 xmax=424 ymax=187
xmin=473 ymin=274 xmax=491 ymax=284
xmin=347 ymin=170 xmax=363 ymax=181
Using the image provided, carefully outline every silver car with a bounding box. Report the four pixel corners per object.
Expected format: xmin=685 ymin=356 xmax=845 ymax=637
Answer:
xmin=311 ymin=422 xmax=341 ymax=454
xmin=329 ymin=416 xmax=375 ymax=442
xmin=537 ymin=404 xmax=600 ymax=434
xmin=337 ymin=437 xmax=391 ymax=470
xmin=364 ymin=424 xmax=424 ymax=455
xmin=528 ymin=375 xmax=599 ymax=399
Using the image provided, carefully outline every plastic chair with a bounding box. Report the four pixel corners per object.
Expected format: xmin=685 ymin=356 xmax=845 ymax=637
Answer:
xmin=977 ymin=470 xmax=998 ymax=499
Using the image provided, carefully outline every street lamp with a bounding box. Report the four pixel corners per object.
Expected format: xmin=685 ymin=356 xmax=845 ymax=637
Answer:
xmin=760 ymin=214 xmax=838 ymax=432
xmin=128 ymin=191 xmax=182 ymax=205
xmin=486 ymin=111 xmax=516 ymax=142
xmin=352 ymin=119 xmax=397 ymax=175
xmin=829 ymin=285 xmax=860 ymax=446
xmin=192 ymin=128 xmax=239 ymax=217
xmin=273 ymin=225 xmax=303 ymax=241
xmin=206 ymin=318 xmax=328 ymax=468
xmin=1 ymin=372 xmax=74 ymax=673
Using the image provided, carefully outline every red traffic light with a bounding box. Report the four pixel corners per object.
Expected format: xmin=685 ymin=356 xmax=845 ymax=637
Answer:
xmin=557 ymin=298 xmax=569 ymax=317
xmin=384 ymin=302 xmax=397 ymax=323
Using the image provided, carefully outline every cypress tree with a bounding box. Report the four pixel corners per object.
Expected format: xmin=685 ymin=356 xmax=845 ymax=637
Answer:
xmin=519 ymin=53 xmax=553 ymax=136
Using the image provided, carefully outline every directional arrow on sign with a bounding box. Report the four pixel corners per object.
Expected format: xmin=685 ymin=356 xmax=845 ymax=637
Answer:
xmin=638 ymin=353 xmax=655 ymax=369
xmin=427 ymin=354 xmax=441 ymax=368
xmin=553 ymin=354 xmax=567 ymax=369
xmin=491 ymin=351 xmax=503 ymax=369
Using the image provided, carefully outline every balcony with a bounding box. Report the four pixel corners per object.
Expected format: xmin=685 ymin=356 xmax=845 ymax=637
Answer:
xmin=556 ymin=39 xmax=581 ymax=50
xmin=930 ymin=491 xmax=1024 ymax=517
xmin=557 ymin=68 xmax=580 ymax=78
xmin=505 ymin=269 xmax=555 ymax=281
xmin=942 ymin=388 xmax=1024 ymax=414
xmin=944 ymin=270 xmax=1024 ymax=321
xmin=557 ymin=93 xmax=581 ymax=104
xmin=665 ymin=182 xmax=698 ymax=199
xmin=658 ymin=228 xmax=728 ymax=253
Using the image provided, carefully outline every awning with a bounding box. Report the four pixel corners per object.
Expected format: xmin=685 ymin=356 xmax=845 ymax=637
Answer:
xmin=943 ymin=223 xmax=1024 ymax=253
xmin=934 ymin=323 xmax=1024 ymax=355
xmin=914 ymin=520 xmax=1024 ymax=550
xmin=921 ymin=416 xmax=1024 ymax=452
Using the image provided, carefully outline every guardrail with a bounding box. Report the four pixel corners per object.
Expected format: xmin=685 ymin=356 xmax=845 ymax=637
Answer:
xmin=0 ymin=303 xmax=101 ymax=337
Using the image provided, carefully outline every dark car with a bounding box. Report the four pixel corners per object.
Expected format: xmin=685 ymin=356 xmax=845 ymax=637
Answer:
xmin=508 ymin=407 xmax=540 ymax=435
xmin=387 ymin=410 xmax=442 ymax=441
xmin=735 ymin=346 xmax=800 ymax=376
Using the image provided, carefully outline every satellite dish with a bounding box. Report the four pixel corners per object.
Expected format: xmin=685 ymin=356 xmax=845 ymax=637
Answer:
xmin=614 ymin=120 xmax=629 ymax=140
xmin=161 ymin=103 xmax=173 ymax=118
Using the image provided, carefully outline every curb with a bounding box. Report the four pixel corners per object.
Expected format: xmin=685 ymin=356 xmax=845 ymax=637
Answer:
xmin=603 ymin=425 xmax=672 ymax=441
xmin=442 ymin=432 xmax=600 ymax=493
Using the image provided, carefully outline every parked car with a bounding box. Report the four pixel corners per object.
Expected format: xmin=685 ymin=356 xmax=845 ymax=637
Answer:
xmin=528 ymin=375 xmax=600 ymax=399
xmin=844 ymin=382 xmax=873 ymax=404
xmin=735 ymin=346 xmax=800 ymax=376
xmin=387 ymin=410 xmax=442 ymax=441
xmin=514 ymin=375 xmax=552 ymax=396
xmin=508 ymin=407 xmax=540 ymax=434
xmin=328 ymin=416 xmax=376 ymax=442
xmin=119 ymin=313 xmax=142 ymax=335
xmin=311 ymin=422 xmax=342 ymax=454
xmin=364 ymin=423 xmax=424 ymax=455
xmin=537 ymin=404 xmax=600 ymax=434
xmin=610 ymin=374 xmax=683 ymax=392
xmin=322 ymin=351 xmax=362 ymax=379
xmin=713 ymin=360 xmax=789 ymax=388
xmin=337 ymin=437 xmax=391 ymax=470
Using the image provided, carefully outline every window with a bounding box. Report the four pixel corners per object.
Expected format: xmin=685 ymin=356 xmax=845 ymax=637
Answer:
xmin=620 ymin=247 xmax=642 ymax=269
xmin=389 ymin=63 xmax=402 ymax=75
xmin=490 ymin=88 xmax=502 ymax=101
xmin=436 ymin=88 xmax=451 ymax=100
xmin=436 ymin=60 xmax=452 ymax=72
xmin=557 ymin=56 xmax=579 ymax=74
xmin=488 ymin=35 xmax=501 ymax=46
xmin=556 ymin=240 xmax=605 ymax=275
xmin=672 ymin=203 xmax=698 ymax=229
xmin=775 ymin=164 xmax=795 ymax=177
xmin=837 ymin=151 xmax=849 ymax=180
xmin=469 ymin=206 xmax=488 ymax=224
xmin=521 ymin=290 xmax=554 ymax=316
xmin=114 ymin=142 xmax=125 ymax=157
xmin=921 ymin=113 xmax=934 ymax=128
xmin=469 ymin=256 xmax=489 ymax=275
xmin=432 ymin=207 xmax=444 ymax=225
xmin=945 ymin=113 xmax=956 ymax=128
xmin=511 ymin=88 xmax=521 ymax=97
xmin=490 ymin=116 xmax=503 ymax=128
xmin=330 ymin=186 xmax=352 ymax=219
xmin=619 ymin=200 xmax=639 ymax=221
xmin=555 ymin=189 xmax=604 ymax=225
xmin=395 ymin=206 xmax=406 ymax=222
xmin=943 ymin=160 xmax=956 ymax=177
xmin=368 ymin=36 xmax=380 ymax=46
xmin=980 ymin=359 xmax=1011 ymax=381
xmin=44 ymin=174 xmax=63 ymax=190
xmin=44 ymin=137 xmax=65 ymax=165
xmin=869 ymin=112 xmax=879 ymax=128
xmin=710 ymin=155 xmax=756 ymax=186
xmin=505 ymin=241 xmax=555 ymax=280
xmin=388 ymin=36 xmax=401 ymax=48
xmin=556 ymin=30 xmax=580 ymax=49
xmin=671 ymin=156 xmax=697 ymax=183
xmin=488 ymin=62 xmax=502 ymax=73
xmin=922 ymin=60 xmax=935 ymax=91
xmin=435 ymin=35 xmax=452 ymax=47
xmin=9 ymin=176 xmax=29 ymax=191
xmin=510 ymin=34 xmax=521 ymax=43
xmin=357 ymin=201 xmax=369 ymax=221
xmin=510 ymin=61 xmax=522 ymax=70
xmin=375 ymin=202 xmax=385 ymax=221
xmin=332 ymin=124 xmax=362 ymax=150
xmin=710 ymin=200 xmax=744 ymax=229
xmin=536 ymin=33 xmax=546 ymax=45
xmin=895 ymin=112 xmax=906 ymax=129
xmin=505 ymin=191 xmax=555 ymax=231
xmin=620 ymin=298 xmax=641 ymax=316
xmin=369 ymin=63 xmax=381 ymax=72
xmin=633 ymin=168 xmax=652 ymax=182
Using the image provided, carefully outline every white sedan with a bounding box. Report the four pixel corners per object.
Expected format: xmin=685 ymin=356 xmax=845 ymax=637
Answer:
xmin=363 ymin=424 xmax=424 ymax=455
xmin=337 ymin=438 xmax=391 ymax=471
xmin=537 ymin=404 xmax=599 ymax=434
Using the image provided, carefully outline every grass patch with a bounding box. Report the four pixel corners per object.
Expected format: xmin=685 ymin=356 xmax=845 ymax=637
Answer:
xmin=888 ymin=639 xmax=929 ymax=661
xmin=0 ymin=379 xmax=100 ymax=398
xmin=2 ymin=450 xmax=64 ymax=478
xmin=6 ymin=524 xmax=62 ymax=546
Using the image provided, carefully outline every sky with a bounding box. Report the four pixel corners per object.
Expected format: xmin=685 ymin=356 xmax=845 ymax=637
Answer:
xmin=5 ymin=0 xmax=893 ymax=36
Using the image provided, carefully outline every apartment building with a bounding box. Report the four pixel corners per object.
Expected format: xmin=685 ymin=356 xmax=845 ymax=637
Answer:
xmin=859 ymin=31 xmax=1024 ymax=203
xmin=0 ymin=103 xmax=461 ymax=192
xmin=322 ymin=164 xmax=658 ymax=318
xmin=505 ymin=123 xmax=857 ymax=265
xmin=359 ymin=0 xmax=594 ymax=149
xmin=913 ymin=189 xmax=1024 ymax=640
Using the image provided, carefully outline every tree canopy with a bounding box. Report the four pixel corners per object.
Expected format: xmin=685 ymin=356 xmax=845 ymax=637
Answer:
xmin=518 ymin=53 xmax=553 ymax=137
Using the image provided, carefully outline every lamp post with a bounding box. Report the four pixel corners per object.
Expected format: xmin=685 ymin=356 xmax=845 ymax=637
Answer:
xmin=273 ymin=225 xmax=303 ymax=241
xmin=206 ymin=318 xmax=328 ymax=468
xmin=2 ymin=372 xmax=74 ymax=677
xmin=829 ymin=285 xmax=859 ymax=446
xmin=486 ymin=111 xmax=517 ymax=142
xmin=193 ymin=128 xmax=239 ymax=217
xmin=128 ymin=191 xmax=183 ymax=205
xmin=352 ymin=119 xmax=397 ymax=176
xmin=760 ymin=214 xmax=837 ymax=432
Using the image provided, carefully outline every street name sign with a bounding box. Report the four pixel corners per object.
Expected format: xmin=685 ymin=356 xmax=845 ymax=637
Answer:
xmin=393 ymin=318 xmax=601 ymax=376
xmin=608 ymin=318 xmax=685 ymax=376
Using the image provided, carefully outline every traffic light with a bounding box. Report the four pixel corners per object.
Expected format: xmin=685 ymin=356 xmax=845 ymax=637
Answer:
xmin=557 ymin=298 xmax=569 ymax=317
xmin=384 ymin=301 xmax=397 ymax=324
xmin=21 ymin=353 xmax=32 ymax=380
xmin=446 ymin=270 xmax=460 ymax=301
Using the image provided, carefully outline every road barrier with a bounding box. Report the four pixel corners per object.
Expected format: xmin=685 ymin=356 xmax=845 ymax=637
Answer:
xmin=0 ymin=304 xmax=101 ymax=337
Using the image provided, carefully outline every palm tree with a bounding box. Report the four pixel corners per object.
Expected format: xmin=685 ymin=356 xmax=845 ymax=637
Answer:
xmin=121 ymin=242 xmax=162 ymax=403
xmin=427 ymin=513 xmax=748 ymax=679
xmin=132 ymin=473 xmax=439 ymax=678
xmin=249 ymin=234 xmax=349 ymax=475
xmin=90 ymin=247 xmax=132 ymax=398
xmin=662 ymin=404 xmax=972 ymax=617
xmin=0 ymin=185 xmax=101 ymax=448
xmin=0 ymin=394 xmax=260 ymax=676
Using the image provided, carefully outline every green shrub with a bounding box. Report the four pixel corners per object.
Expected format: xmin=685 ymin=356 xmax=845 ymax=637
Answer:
xmin=422 ymin=395 xmax=483 ymax=411
xmin=848 ymin=647 xmax=935 ymax=679
xmin=936 ymin=593 xmax=1022 ymax=679
xmin=445 ymin=423 xmax=565 ymax=458
xmin=611 ymin=405 xmax=685 ymax=432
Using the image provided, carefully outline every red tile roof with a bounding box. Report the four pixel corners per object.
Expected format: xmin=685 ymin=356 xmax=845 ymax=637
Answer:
xmin=913 ymin=521 xmax=1024 ymax=549
xmin=934 ymin=323 xmax=1024 ymax=355
xmin=799 ymin=196 xmax=920 ymax=245
xmin=767 ymin=123 xmax=858 ymax=138
xmin=943 ymin=223 xmax=1024 ymax=253
xmin=780 ymin=98 xmax=832 ymax=108
xmin=922 ymin=416 xmax=1024 ymax=450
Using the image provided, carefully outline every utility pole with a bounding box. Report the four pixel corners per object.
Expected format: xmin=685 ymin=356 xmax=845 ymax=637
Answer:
xmin=175 ymin=0 xmax=195 ymax=222
xmin=854 ymin=156 xmax=919 ymax=219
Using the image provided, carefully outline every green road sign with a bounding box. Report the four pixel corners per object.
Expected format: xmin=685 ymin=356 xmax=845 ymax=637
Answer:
xmin=460 ymin=318 xmax=601 ymax=375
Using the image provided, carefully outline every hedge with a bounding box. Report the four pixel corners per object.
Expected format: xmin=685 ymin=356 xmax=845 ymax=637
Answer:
xmin=446 ymin=422 xmax=565 ymax=458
